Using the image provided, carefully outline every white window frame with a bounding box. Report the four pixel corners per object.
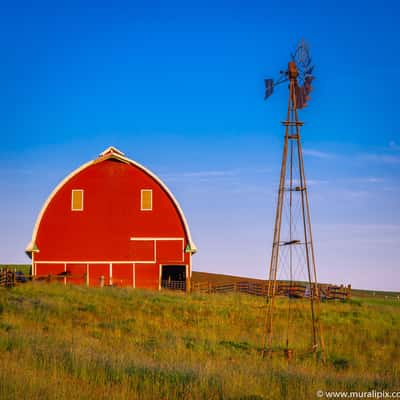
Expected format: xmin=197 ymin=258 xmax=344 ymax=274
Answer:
xmin=140 ymin=189 xmax=153 ymax=211
xmin=71 ymin=189 xmax=84 ymax=211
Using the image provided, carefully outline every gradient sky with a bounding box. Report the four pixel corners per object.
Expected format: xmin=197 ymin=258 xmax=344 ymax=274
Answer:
xmin=1 ymin=0 xmax=399 ymax=290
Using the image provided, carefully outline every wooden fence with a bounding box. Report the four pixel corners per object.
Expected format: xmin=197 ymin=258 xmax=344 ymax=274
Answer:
xmin=0 ymin=269 xmax=17 ymax=288
xmin=191 ymin=280 xmax=351 ymax=300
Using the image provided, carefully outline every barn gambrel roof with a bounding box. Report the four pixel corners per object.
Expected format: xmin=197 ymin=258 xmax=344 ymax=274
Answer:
xmin=26 ymin=146 xmax=197 ymax=256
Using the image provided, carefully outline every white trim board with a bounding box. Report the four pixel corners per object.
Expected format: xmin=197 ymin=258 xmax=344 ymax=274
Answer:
xmin=35 ymin=260 xmax=155 ymax=264
xmin=130 ymin=237 xmax=184 ymax=241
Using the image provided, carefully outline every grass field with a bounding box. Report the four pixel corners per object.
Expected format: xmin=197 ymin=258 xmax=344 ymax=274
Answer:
xmin=0 ymin=281 xmax=399 ymax=399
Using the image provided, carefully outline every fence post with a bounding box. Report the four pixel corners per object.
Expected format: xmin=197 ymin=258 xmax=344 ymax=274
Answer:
xmin=100 ymin=275 xmax=104 ymax=288
xmin=186 ymin=276 xmax=191 ymax=293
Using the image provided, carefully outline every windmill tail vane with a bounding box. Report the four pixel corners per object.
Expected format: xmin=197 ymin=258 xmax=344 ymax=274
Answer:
xmin=263 ymin=70 xmax=289 ymax=100
xmin=264 ymin=79 xmax=274 ymax=99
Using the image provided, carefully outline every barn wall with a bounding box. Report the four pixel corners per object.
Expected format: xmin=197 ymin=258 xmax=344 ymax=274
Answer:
xmin=35 ymin=159 xmax=190 ymax=262
xmin=34 ymin=257 xmax=191 ymax=289
xmin=32 ymin=157 xmax=193 ymax=289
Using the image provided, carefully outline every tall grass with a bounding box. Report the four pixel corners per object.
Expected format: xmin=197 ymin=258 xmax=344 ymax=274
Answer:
xmin=0 ymin=283 xmax=399 ymax=399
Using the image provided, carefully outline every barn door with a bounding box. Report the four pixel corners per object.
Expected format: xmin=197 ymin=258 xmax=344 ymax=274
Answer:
xmin=161 ymin=265 xmax=186 ymax=291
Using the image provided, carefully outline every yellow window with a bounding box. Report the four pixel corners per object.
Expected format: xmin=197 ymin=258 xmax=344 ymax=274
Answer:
xmin=141 ymin=189 xmax=152 ymax=211
xmin=71 ymin=190 xmax=84 ymax=211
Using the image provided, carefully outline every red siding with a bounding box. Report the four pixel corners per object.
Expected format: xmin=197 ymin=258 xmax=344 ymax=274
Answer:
xmin=36 ymin=263 xmax=64 ymax=277
xmin=157 ymin=240 xmax=183 ymax=263
xmin=66 ymin=264 xmax=86 ymax=285
xmin=89 ymin=264 xmax=109 ymax=287
xmin=35 ymin=160 xmax=188 ymax=262
xmin=112 ymin=263 xmax=134 ymax=287
xmin=131 ymin=240 xmax=155 ymax=262
xmin=135 ymin=263 xmax=159 ymax=290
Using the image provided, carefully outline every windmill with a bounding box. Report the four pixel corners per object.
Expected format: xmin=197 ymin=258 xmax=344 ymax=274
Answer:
xmin=263 ymin=41 xmax=325 ymax=361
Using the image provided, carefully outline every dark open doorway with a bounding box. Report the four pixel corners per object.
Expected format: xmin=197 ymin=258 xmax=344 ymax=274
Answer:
xmin=161 ymin=265 xmax=186 ymax=291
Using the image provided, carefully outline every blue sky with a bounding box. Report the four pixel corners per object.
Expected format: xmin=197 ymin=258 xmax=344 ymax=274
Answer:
xmin=1 ymin=0 xmax=399 ymax=290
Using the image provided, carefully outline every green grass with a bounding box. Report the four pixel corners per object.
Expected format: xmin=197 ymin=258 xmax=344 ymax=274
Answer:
xmin=0 ymin=283 xmax=399 ymax=399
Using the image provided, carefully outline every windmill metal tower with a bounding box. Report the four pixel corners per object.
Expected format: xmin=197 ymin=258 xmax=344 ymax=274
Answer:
xmin=263 ymin=41 xmax=325 ymax=360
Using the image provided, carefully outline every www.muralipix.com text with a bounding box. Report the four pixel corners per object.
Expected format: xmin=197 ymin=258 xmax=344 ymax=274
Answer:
xmin=317 ymin=390 xmax=400 ymax=398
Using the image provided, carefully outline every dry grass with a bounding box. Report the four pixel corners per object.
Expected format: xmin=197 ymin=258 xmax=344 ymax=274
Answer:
xmin=0 ymin=282 xmax=399 ymax=399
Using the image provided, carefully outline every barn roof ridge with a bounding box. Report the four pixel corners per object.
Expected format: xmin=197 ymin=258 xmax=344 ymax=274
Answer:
xmin=26 ymin=147 xmax=197 ymax=256
xmin=100 ymin=146 xmax=125 ymax=157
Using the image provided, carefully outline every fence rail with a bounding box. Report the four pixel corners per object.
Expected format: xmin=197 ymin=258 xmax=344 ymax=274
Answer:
xmin=191 ymin=280 xmax=351 ymax=300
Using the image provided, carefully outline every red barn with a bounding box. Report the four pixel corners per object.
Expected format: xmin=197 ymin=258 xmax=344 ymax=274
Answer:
xmin=26 ymin=147 xmax=197 ymax=290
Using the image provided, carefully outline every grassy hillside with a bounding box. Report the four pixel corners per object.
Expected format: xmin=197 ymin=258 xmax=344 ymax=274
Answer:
xmin=0 ymin=283 xmax=399 ymax=399
xmin=192 ymin=271 xmax=267 ymax=284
